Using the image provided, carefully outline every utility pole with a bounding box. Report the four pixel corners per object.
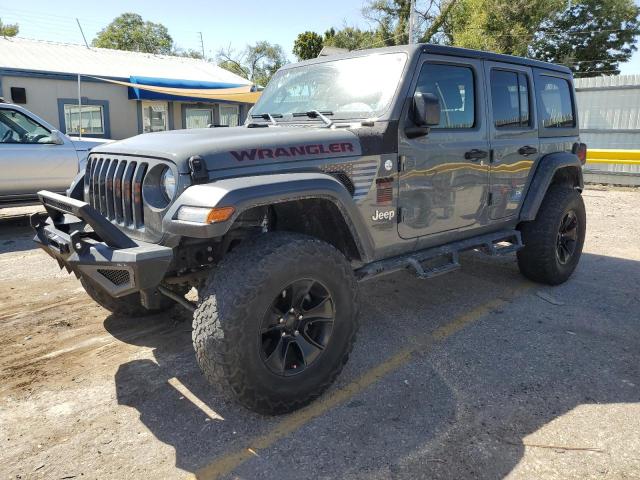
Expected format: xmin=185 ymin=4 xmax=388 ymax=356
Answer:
xmin=76 ymin=18 xmax=90 ymax=49
xmin=77 ymin=74 xmax=82 ymax=139
xmin=408 ymin=0 xmax=417 ymax=44
xmin=198 ymin=32 xmax=205 ymax=59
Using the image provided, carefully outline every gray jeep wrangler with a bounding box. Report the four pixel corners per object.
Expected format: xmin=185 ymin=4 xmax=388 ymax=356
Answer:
xmin=33 ymin=44 xmax=587 ymax=414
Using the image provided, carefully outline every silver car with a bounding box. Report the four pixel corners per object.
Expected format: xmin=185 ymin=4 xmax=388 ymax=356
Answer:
xmin=0 ymin=101 xmax=110 ymax=207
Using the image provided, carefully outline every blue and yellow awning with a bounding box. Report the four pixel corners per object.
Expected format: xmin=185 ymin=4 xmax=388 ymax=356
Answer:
xmin=90 ymin=75 xmax=261 ymax=103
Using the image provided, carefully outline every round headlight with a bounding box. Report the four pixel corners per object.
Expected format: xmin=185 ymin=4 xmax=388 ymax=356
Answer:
xmin=161 ymin=168 xmax=176 ymax=201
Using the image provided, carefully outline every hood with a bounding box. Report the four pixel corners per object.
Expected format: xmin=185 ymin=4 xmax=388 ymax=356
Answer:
xmin=70 ymin=137 xmax=114 ymax=151
xmin=90 ymin=125 xmax=362 ymax=174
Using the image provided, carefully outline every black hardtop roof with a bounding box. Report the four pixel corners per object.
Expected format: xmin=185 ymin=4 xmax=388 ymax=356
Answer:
xmin=289 ymin=43 xmax=572 ymax=75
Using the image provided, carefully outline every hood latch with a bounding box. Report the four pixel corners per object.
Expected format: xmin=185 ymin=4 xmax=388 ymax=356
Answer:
xmin=188 ymin=155 xmax=209 ymax=184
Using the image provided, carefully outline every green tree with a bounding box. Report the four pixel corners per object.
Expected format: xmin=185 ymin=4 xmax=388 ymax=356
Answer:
xmin=293 ymin=31 xmax=324 ymax=60
xmin=173 ymin=48 xmax=206 ymax=59
xmin=292 ymin=1 xmax=458 ymax=54
xmin=217 ymin=41 xmax=288 ymax=86
xmin=92 ymin=13 xmax=173 ymax=54
xmin=445 ymin=0 xmax=563 ymax=56
xmin=323 ymin=26 xmax=379 ymax=50
xmin=363 ymin=0 xmax=458 ymax=45
xmin=0 ymin=18 xmax=19 ymax=37
xmin=530 ymin=0 xmax=640 ymax=77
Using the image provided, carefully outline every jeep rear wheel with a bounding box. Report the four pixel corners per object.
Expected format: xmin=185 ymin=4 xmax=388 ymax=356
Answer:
xmin=517 ymin=184 xmax=586 ymax=285
xmin=192 ymin=232 xmax=359 ymax=415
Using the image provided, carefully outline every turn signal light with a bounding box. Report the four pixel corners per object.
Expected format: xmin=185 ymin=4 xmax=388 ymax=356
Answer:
xmin=206 ymin=206 xmax=235 ymax=223
xmin=176 ymin=206 xmax=235 ymax=224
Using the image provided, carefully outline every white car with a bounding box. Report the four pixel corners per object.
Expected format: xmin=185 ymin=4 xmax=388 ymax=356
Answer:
xmin=0 ymin=101 xmax=111 ymax=207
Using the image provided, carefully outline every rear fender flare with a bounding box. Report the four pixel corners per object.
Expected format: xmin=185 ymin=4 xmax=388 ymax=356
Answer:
xmin=163 ymin=173 xmax=375 ymax=262
xmin=519 ymin=152 xmax=583 ymax=222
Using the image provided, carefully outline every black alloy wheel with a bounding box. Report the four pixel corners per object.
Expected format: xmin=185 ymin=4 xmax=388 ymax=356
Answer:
xmin=260 ymin=279 xmax=335 ymax=376
xmin=556 ymin=210 xmax=579 ymax=265
xmin=192 ymin=232 xmax=359 ymax=414
xmin=516 ymin=184 xmax=586 ymax=285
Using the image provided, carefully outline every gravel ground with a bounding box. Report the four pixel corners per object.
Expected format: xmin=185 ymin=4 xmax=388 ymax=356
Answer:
xmin=1 ymin=187 xmax=638 ymax=480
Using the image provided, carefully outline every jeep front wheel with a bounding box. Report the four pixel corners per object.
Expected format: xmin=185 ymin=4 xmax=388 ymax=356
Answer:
xmin=192 ymin=232 xmax=359 ymax=415
xmin=517 ymin=184 xmax=586 ymax=285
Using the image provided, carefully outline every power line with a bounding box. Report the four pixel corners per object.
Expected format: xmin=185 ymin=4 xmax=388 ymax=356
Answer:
xmin=0 ymin=6 xmax=220 ymax=36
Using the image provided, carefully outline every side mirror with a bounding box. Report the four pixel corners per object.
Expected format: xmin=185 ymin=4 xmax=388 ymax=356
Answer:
xmin=406 ymin=92 xmax=441 ymax=139
xmin=49 ymin=130 xmax=65 ymax=145
xmin=413 ymin=92 xmax=441 ymax=127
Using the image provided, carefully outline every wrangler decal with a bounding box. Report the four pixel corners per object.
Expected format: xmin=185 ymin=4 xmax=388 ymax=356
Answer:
xmin=230 ymin=142 xmax=355 ymax=161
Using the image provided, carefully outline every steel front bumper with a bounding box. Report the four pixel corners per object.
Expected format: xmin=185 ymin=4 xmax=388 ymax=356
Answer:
xmin=32 ymin=191 xmax=173 ymax=298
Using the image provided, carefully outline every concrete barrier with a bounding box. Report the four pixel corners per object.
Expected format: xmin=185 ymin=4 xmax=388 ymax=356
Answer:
xmin=584 ymin=149 xmax=640 ymax=186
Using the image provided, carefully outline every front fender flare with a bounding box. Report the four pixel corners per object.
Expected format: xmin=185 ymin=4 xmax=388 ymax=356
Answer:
xmin=519 ymin=152 xmax=584 ymax=222
xmin=163 ymin=172 xmax=375 ymax=261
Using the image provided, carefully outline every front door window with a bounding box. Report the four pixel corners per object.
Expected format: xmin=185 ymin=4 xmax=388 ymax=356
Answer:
xmin=0 ymin=108 xmax=53 ymax=143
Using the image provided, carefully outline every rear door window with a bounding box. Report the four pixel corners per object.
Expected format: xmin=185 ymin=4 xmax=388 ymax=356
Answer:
xmin=415 ymin=63 xmax=475 ymax=129
xmin=490 ymin=70 xmax=531 ymax=129
xmin=536 ymin=76 xmax=575 ymax=128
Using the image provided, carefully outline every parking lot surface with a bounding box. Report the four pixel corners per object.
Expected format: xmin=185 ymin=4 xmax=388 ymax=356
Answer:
xmin=1 ymin=187 xmax=639 ymax=480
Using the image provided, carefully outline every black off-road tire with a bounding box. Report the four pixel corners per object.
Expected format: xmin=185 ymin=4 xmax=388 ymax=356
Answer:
xmin=192 ymin=232 xmax=359 ymax=415
xmin=80 ymin=277 xmax=176 ymax=317
xmin=517 ymin=184 xmax=586 ymax=285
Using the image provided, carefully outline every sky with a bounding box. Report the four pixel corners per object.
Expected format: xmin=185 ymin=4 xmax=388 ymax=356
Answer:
xmin=1 ymin=0 xmax=639 ymax=74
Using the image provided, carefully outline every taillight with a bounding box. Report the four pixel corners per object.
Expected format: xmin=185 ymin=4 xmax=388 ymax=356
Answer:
xmin=573 ymin=142 xmax=587 ymax=165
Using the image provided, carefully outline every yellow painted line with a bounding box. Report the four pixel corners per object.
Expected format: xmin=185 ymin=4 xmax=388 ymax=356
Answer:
xmin=168 ymin=377 xmax=225 ymax=421
xmin=193 ymin=284 xmax=533 ymax=480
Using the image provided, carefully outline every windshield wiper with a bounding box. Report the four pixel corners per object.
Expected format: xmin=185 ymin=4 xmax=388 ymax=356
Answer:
xmin=292 ymin=110 xmax=334 ymax=127
xmin=250 ymin=113 xmax=282 ymax=126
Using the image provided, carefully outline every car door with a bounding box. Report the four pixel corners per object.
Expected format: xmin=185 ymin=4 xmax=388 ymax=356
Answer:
xmin=484 ymin=62 xmax=540 ymax=219
xmin=0 ymin=107 xmax=78 ymax=197
xmin=398 ymin=55 xmax=490 ymax=239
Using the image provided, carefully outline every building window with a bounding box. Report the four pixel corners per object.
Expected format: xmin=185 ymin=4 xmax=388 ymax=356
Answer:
xmin=185 ymin=107 xmax=213 ymax=129
xmin=415 ymin=63 xmax=475 ymax=129
xmin=220 ymin=104 xmax=240 ymax=127
xmin=63 ymin=104 xmax=105 ymax=135
xmin=142 ymin=101 xmax=168 ymax=133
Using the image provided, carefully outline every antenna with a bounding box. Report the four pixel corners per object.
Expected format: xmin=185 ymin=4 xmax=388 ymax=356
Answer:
xmin=76 ymin=18 xmax=90 ymax=49
xmin=198 ymin=32 xmax=205 ymax=59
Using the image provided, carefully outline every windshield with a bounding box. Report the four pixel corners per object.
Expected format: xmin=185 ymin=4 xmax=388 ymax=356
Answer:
xmin=252 ymin=52 xmax=408 ymax=120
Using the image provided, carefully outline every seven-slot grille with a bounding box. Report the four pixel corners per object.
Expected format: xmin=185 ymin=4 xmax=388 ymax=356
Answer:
xmin=84 ymin=156 xmax=148 ymax=229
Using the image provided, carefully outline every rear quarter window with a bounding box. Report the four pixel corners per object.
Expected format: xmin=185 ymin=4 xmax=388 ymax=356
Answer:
xmin=536 ymin=76 xmax=575 ymax=128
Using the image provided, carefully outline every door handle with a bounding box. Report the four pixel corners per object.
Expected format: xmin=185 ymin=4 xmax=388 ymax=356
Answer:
xmin=464 ymin=149 xmax=488 ymax=161
xmin=518 ymin=145 xmax=538 ymax=156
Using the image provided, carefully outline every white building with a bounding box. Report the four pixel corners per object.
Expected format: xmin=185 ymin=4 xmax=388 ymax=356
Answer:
xmin=0 ymin=37 xmax=254 ymax=140
xmin=574 ymin=74 xmax=640 ymax=185
xmin=575 ymin=74 xmax=640 ymax=149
